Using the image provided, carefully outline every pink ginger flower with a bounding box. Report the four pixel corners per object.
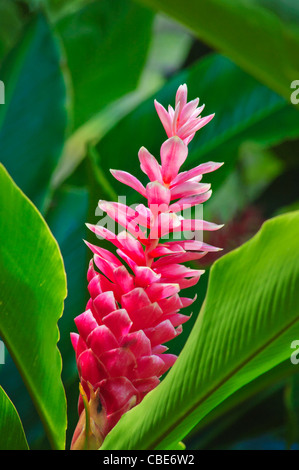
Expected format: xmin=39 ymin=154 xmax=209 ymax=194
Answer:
xmin=154 ymin=83 xmax=215 ymax=145
xmin=70 ymin=84 xmax=223 ymax=450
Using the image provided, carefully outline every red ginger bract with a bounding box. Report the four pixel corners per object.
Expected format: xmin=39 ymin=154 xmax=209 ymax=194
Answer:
xmin=70 ymin=84 xmax=223 ymax=450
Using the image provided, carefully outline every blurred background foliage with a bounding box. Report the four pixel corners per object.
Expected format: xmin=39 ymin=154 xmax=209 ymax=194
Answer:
xmin=0 ymin=0 xmax=298 ymax=450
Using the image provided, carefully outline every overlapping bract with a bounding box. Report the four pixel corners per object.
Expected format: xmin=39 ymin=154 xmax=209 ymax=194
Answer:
xmin=70 ymin=84 xmax=223 ymax=449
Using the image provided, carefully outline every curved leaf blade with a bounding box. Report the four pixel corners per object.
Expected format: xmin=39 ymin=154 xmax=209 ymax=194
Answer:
xmin=0 ymin=164 xmax=67 ymax=449
xmin=101 ymin=211 xmax=299 ymax=450
xmin=0 ymin=386 xmax=28 ymax=450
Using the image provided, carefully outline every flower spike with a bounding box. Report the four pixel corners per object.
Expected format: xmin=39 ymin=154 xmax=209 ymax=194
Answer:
xmin=71 ymin=84 xmax=223 ymax=449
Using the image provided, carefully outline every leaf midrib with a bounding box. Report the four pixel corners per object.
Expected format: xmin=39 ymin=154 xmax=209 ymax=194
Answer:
xmin=148 ymin=313 xmax=299 ymax=450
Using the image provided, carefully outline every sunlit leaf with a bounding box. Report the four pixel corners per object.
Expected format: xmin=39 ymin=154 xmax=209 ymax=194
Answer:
xmin=56 ymin=0 xmax=154 ymax=129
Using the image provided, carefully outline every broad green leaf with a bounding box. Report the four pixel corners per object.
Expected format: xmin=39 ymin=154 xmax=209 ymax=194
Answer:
xmin=0 ymin=14 xmax=68 ymax=211
xmin=134 ymin=0 xmax=299 ymax=101
xmin=96 ymin=54 xmax=299 ymax=206
xmin=0 ymin=164 xmax=67 ymax=449
xmin=0 ymin=386 xmax=28 ymax=450
xmin=101 ymin=211 xmax=299 ymax=450
xmin=56 ymin=0 xmax=154 ymax=129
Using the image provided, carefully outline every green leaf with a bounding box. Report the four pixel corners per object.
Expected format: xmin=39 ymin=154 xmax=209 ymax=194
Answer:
xmin=0 ymin=386 xmax=28 ymax=450
xmin=134 ymin=0 xmax=299 ymax=101
xmin=96 ymin=54 xmax=299 ymax=205
xmin=0 ymin=164 xmax=67 ymax=449
xmin=56 ymin=0 xmax=154 ymax=129
xmin=101 ymin=211 xmax=299 ymax=450
xmin=0 ymin=14 xmax=68 ymax=211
